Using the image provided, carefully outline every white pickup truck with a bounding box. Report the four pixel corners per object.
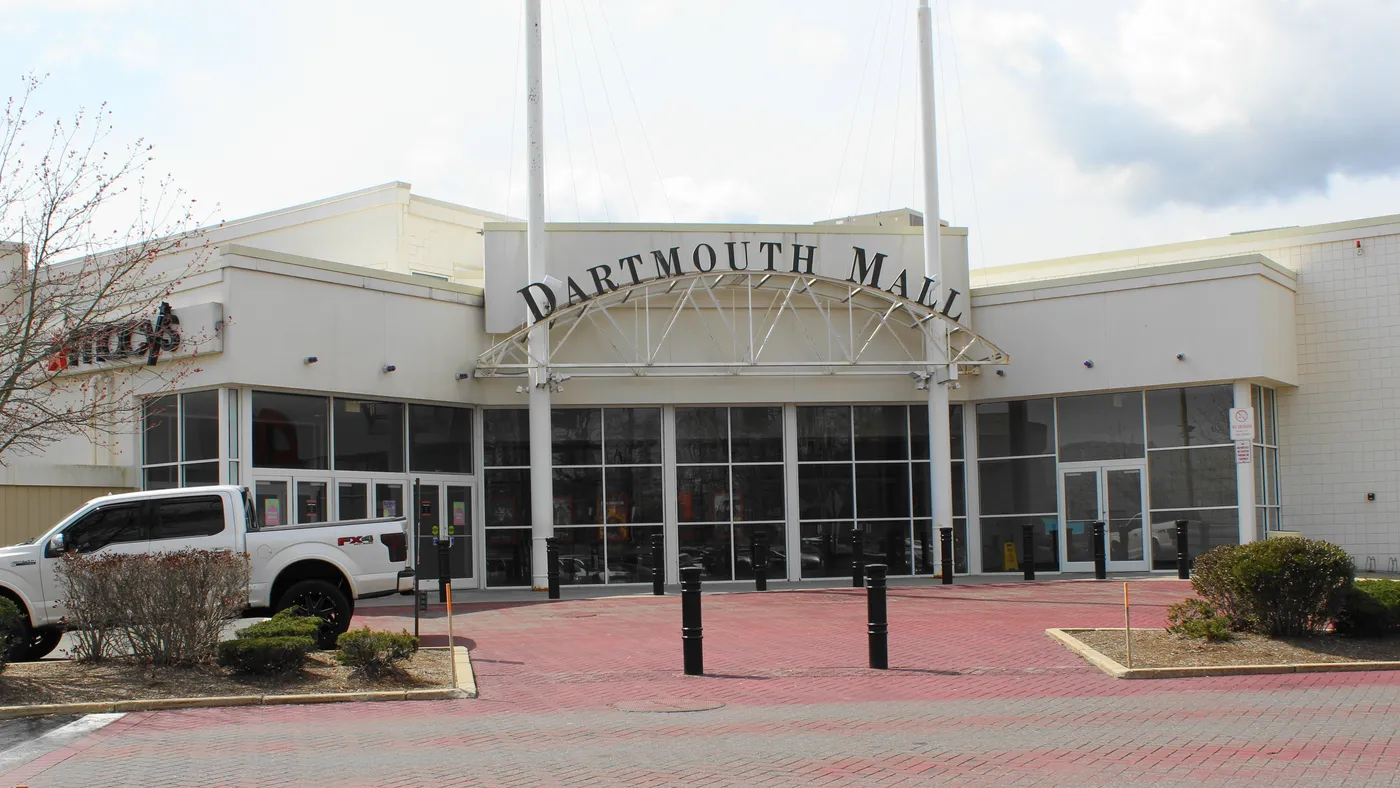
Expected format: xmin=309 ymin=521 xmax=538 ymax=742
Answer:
xmin=0 ymin=485 xmax=414 ymax=659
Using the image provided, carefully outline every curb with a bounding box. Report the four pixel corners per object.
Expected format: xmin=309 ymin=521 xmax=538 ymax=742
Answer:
xmin=0 ymin=645 xmax=476 ymax=720
xmin=1047 ymin=628 xmax=1400 ymax=679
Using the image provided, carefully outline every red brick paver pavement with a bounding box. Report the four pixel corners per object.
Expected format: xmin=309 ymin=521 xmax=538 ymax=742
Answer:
xmin=7 ymin=579 xmax=1400 ymax=786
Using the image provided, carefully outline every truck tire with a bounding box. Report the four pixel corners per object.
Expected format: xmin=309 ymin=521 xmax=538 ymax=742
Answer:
xmin=25 ymin=630 xmax=63 ymax=661
xmin=276 ymin=579 xmax=352 ymax=649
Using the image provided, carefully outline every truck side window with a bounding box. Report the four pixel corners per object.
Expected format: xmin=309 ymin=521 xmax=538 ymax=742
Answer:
xmin=150 ymin=496 xmax=226 ymax=542
xmin=65 ymin=504 xmax=145 ymax=554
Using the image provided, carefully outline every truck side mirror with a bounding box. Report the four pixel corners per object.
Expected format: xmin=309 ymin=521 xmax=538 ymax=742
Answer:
xmin=47 ymin=533 xmax=66 ymax=555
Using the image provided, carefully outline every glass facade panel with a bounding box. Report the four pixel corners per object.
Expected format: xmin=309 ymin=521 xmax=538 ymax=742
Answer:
xmin=604 ymin=407 xmax=662 ymax=465
xmin=297 ymin=480 xmax=328 ymax=524
xmin=483 ymin=409 xmax=530 ymax=467
xmin=485 ymin=528 xmax=532 ymax=586
xmin=676 ymin=407 xmax=727 ymax=463
xmin=853 ymin=406 xmax=909 ymax=461
xmin=374 ymin=483 xmax=403 ymax=519
xmin=855 ymin=463 xmax=910 ymax=519
xmin=1056 ymin=392 xmax=1144 ymax=462
xmin=333 ymin=399 xmax=404 ymax=473
xmin=910 ymin=405 xmax=930 ymax=460
xmin=144 ymin=465 xmax=178 ymax=491
xmin=604 ymin=466 xmax=663 ymax=524
xmin=679 ymin=523 xmax=733 ymax=581
xmin=553 ymin=467 xmax=603 ymax=525
xmin=338 ymin=482 xmax=369 ymax=521
xmin=253 ymin=392 xmax=329 ymax=470
xmin=1149 ymin=508 xmax=1240 ymax=568
xmin=730 ymin=407 xmax=783 ymax=463
xmin=255 ymin=480 xmax=288 ymax=526
xmin=182 ymin=461 xmax=219 ymax=487
xmin=981 ymin=516 xmax=1060 ymax=572
xmin=1148 ymin=447 xmax=1237 ymax=509
xmin=607 ymin=525 xmax=664 ymax=584
xmin=858 ymin=520 xmax=912 ymax=575
xmin=798 ymin=464 xmax=853 ymax=520
xmin=800 ymin=521 xmax=855 ymax=578
xmin=1146 ymin=385 xmax=1233 ymax=448
xmin=978 ymin=457 xmax=1057 ymax=516
xmin=484 ymin=469 xmax=530 ymax=527
xmin=143 ymin=395 xmax=178 ymax=465
xmin=182 ymin=390 xmax=220 ymax=462
xmin=552 ymin=409 xmax=602 ymax=466
xmin=734 ymin=523 xmax=786 ymax=579
xmin=553 ymin=526 xmax=605 ymax=585
xmin=732 ymin=465 xmax=784 ymax=521
xmin=797 ymin=406 xmax=851 ymax=462
xmin=677 ymin=465 xmax=729 ymax=523
xmin=976 ymin=399 xmax=1055 ymax=458
xmin=408 ymin=404 xmax=472 ymax=474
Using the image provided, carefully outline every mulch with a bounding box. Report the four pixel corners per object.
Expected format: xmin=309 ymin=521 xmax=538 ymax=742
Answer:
xmin=1072 ymin=628 xmax=1400 ymax=669
xmin=0 ymin=649 xmax=453 ymax=706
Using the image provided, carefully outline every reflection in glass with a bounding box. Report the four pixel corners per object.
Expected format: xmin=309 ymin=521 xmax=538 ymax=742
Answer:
xmin=1107 ymin=469 xmax=1144 ymax=561
xmin=676 ymin=407 xmax=727 ymax=463
xmin=339 ymin=482 xmax=368 ymax=521
xmin=446 ymin=485 xmax=473 ymax=577
xmin=552 ymin=409 xmax=602 ymax=465
xmin=798 ymin=464 xmax=853 ymax=520
xmin=1056 ymin=392 xmax=1144 ymax=462
xmin=182 ymin=390 xmax=220 ymax=462
xmin=409 ymin=404 xmax=473 ymax=474
xmin=182 ymin=462 xmax=219 ymax=487
xmin=145 ymin=465 xmax=178 ymax=491
xmin=1148 ymin=508 xmax=1240 ymax=570
xmin=607 ymin=525 xmax=664 ymax=583
xmin=976 ymin=400 xmax=1055 ymax=458
xmin=553 ymin=467 xmax=603 ymax=525
xmin=1148 ymin=447 xmax=1238 ymax=509
xmin=553 ymin=526 xmax=605 ymax=585
xmin=855 ymin=463 xmax=910 ymax=519
xmin=677 ymin=466 xmax=729 ymax=523
xmin=734 ymin=523 xmax=786 ymax=580
xmin=679 ymin=523 xmax=733 ymax=581
xmin=333 ymin=399 xmax=405 ymax=472
xmin=1063 ymin=471 xmax=1099 ymax=564
xmin=604 ymin=466 xmax=663 ymax=524
xmin=1146 ymin=385 xmax=1233 ymax=448
xmin=978 ymin=457 xmax=1058 ymax=515
xmin=981 ymin=516 xmax=1060 ymax=572
xmin=604 ymin=408 xmax=662 ymax=465
xmin=731 ymin=465 xmax=784 ymax=521
xmin=857 ymin=520 xmax=911 ymax=575
xmin=796 ymin=406 xmax=852 ymax=462
xmin=853 ymin=406 xmax=909 ymax=461
xmin=252 ymin=392 xmax=329 ymax=470
xmin=485 ymin=527 xmax=532 ymax=586
xmin=730 ymin=407 xmax=783 ymax=463
xmin=484 ymin=469 xmax=530 ymax=527
xmin=483 ymin=409 xmax=530 ymax=467
xmin=143 ymin=395 xmax=178 ymax=465
xmin=800 ymin=521 xmax=854 ymax=578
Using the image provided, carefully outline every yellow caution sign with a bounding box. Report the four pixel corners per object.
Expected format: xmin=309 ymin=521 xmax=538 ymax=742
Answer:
xmin=1002 ymin=541 xmax=1019 ymax=572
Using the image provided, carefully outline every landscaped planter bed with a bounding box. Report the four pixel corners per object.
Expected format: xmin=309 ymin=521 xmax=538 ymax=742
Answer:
xmin=1050 ymin=627 xmax=1400 ymax=678
xmin=0 ymin=648 xmax=467 ymax=714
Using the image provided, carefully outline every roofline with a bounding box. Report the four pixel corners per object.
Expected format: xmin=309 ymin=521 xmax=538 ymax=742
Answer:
xmin=481 ymin=221 xmax=968 ymax=236
xmin=989 ymin=211 xmax=1400 ymax=282
xmin=219 ymin=244 xmax=485 ymax=299
xmin=971 ymin=253 xmax=1296 ymax=299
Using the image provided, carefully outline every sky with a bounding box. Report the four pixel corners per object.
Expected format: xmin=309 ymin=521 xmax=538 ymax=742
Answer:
xmin=2 ymin=0 xmax=1399 ymax=272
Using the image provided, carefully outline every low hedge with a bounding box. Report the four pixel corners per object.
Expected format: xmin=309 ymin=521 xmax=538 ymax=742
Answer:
xmin=217 ymin=636 xmax=315 ymax=675
xmin=336 ymin=628 xmax=419 ymax=678
xmin=1191 ymin=537 xmax=1353 ymax=637
xmin=1165 ymin=598 xmax=1232 ymax=642
xmin=238 ymin=609 xmax=322 ymax=640
xmin=0 ymin=597 xmax=23 ymax=671
xmin=1334 ymin=581 xmax=1400 ymax=637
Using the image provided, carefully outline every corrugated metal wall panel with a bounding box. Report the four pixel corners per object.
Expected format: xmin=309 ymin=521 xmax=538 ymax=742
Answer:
xmin=0 ymin=486 xmax=136 ymax=546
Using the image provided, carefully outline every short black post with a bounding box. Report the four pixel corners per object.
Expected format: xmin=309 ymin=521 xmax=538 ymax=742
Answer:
xmin=1092 ymin=521 xmax=1107 ymax=580
xmin=852 ymin=535 xmax=865 ymax=588
xmin=1022 ymin=523 xmax=1036 ymax=581
xmin=681 ymin=566 xmax=703 ymax=676
xmin=437 ymin=538 xmax=452 ymax=604
xmin=753 ymin=531 xmax=769 ymax=592
xmin=939 ymin=527 xmax=954 ymax=585
xmin=1175 ymin=519 xmax=1190 ymax=580
xmin=866 ymin=563 xmax=888 ymax=670
xmin=545 ymin=537 xmax=560 ymax=600
xmin=651 ymin=534 xmax=665 ymax=596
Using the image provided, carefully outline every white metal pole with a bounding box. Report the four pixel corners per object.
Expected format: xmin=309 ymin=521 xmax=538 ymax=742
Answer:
xmin=526 ymin=0 xmax=554 ymax=590
xmin=917 ymin=0 xmax=956 ymax=577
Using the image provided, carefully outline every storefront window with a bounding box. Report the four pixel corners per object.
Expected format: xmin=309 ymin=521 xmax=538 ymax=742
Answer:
xmin=483 ymin=409 xmax=532 ymax=586
xmin=332 ymin=399 xmax=404 ymax=473
xmin=252 ymin=392 xmax=329 ymax=470
xmin=554 ymin=407 xmax=663 ymax=584
xmin=677 ymin=407 xmax=786 ymax=582
xmin=1146 ymin=385 xmax=1239 ymax=568
xmin=976 ymin=399 xmax=1058 ymax=572
xmin=409 ymin=404 xmax=473 ymax=474
xmin=142 ymin=390 xmax=224 ymax=490
xmin=1252 ymin=385 xmax=1281 ymax=537
xmin=1056 ymin=392 xmax=1145 ymax=462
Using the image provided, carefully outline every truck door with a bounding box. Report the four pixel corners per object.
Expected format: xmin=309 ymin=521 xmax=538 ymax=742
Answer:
xmin=146 ymin=493 xmax=232 ymax=554
xmin=37 ymin=501 xmax=149 ymax=621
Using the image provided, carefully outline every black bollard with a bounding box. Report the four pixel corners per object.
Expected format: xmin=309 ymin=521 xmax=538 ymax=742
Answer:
xmin=753 ymin=531 xmax=769 ymax=592
xmin=1092 ymin=521 xmax=1107 ymax=580
xmin=545 ymin=537 xmax=560 ymax=600
xmin=651 ymin=533 xmax=665 ymax=596
xmin=437 ymin=538 xmax=452 ymax=603
xmin=852 ymin=534 xmax=865 ymax=588
xmin=681 ymin=566 xmax=703 ymax=676
xmin=1022 ymin=523 xmax=1036 ymax=581
xmin=866 ymin=564 xmax=888 ymax=670
xmin=1175 ymin=519 xmax=1190 ymax=580
xmin=939 ymin=527 xmax=954 ymax=585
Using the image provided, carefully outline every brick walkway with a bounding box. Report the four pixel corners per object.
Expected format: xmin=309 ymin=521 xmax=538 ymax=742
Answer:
xmin=7 ymin=579 xmax=1400 ymax=786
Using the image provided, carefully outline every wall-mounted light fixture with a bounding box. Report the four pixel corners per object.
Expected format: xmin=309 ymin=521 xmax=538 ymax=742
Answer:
xmin=456 ymin=373 xmax=471 ymax=381
xmin=1368 ymin=492 xmax=1376 ymax=501
xmin=995 ymin=369 xmax=1006 ymax=377
xmin=383 ymin=364 xmax=397 ymax=373
xmin=1083 ymin=360 xmax=1094 ymax=369
xmin=304 ymin=356 xmax=318 ymax=365
xmin=1176 ymin=353 xmax=1186 ymax=361
xmin=1356 ymin=240 xmax=1364 ymax=256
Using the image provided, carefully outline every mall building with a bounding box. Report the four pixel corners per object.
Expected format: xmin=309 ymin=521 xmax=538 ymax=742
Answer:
xmin=4 ymin=180 xmax=1398 ymax=588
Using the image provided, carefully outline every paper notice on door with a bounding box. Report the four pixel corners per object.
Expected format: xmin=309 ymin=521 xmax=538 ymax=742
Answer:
xmin=382 ymin=500 xmax=398 ymax=517
xmin=453 ymin=501 xmax=466 ymax=526
xmin=265 ymin=499 xmax=281 ymax=526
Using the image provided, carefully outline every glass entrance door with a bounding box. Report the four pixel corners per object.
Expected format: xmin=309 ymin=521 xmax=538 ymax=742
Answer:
xmin=413 ymin=481 xmax=476 ymax=589
xmin=1060 ymin=464 xmax=1149 ymax=572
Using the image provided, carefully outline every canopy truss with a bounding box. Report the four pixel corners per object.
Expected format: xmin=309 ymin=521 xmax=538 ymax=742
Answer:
xmin=474 ymin=270 xmax=1008 ymax=379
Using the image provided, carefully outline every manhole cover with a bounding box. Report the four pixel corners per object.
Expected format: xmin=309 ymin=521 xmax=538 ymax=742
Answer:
xmin=613 ymin=699 xmax=726 ymax=713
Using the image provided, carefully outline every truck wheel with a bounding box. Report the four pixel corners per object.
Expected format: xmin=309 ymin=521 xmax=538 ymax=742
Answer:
xmin=1 ymin=614 xmax=33 ymax=662
xmin=26 ymin=630 xmax=63 ymax=661
xmin=277 ymin=580 xmax=351 ymax=649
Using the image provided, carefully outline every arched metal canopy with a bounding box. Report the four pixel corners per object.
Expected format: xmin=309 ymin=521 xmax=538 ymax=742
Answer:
xmin=474 ymin=270 xmax=1008 ymax=379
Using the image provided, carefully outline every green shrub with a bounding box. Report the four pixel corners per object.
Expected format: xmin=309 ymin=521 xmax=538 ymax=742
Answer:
xmin=335 ymin=628 xmax=418 ymax=678
xmin=1191 ymin=537 xmax=1354 ymax=637
xmin=0 ymin=597 xmax=23 ymax=672
xmin=216 ymin=636 xmax=315 ymax=675
xmin=238 ymin=609 xmax=322 ymax=641
xmin=1334 ymin=580 xmax=1400 ymax=637
xmin=1165 ymin=598 xmax=1232 ymax=642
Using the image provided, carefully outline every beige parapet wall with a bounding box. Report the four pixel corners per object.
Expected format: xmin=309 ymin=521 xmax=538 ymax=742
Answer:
xmin=0 ymin=485 xmax=135 ymax=546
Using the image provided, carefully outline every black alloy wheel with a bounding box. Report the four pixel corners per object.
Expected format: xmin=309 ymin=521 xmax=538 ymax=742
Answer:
xmin=277 ymin=579 xmax=352 ymax=649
